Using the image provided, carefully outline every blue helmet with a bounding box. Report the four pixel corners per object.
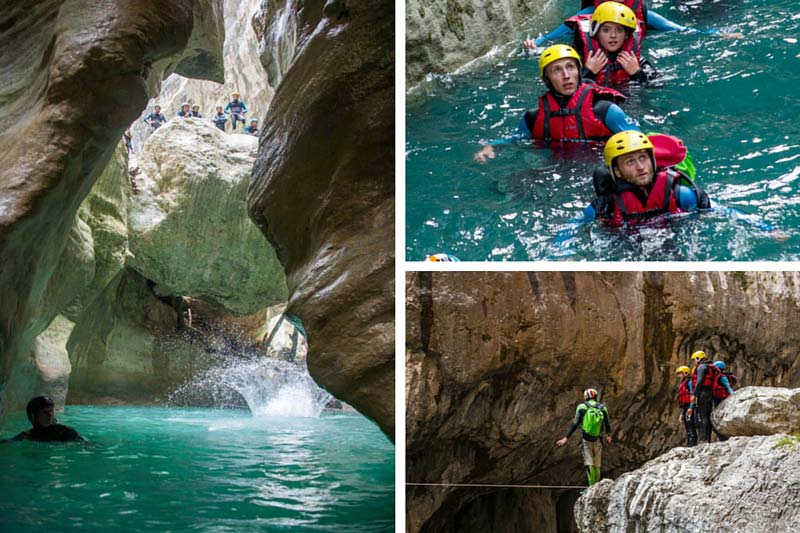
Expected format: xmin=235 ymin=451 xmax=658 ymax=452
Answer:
xmin=714 ymin=361 xmax=726 ymax=371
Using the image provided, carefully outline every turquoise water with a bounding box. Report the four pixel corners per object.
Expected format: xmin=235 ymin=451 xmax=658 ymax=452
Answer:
xmin=0 ymin=407 xmax=393 ymax=532
xmin=406 ymin=0 xmax=800 ymax=261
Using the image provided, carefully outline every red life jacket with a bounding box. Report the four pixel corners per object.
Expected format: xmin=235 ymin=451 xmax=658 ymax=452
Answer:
xmin=691 ymin=362 xmax=720 ymax=390
xmin=593 ymin=0 xmax=646 ymax=27
xmin=676 ymin=377 xmax=692 ymax=407
xmin=566 ymin=14 xmax=645 ymax=86
xmin=531 ymin=83 xmax=625 ymax=143
xmin=606 ymin=167 xmax=682 ymax=227
xmin=713 ymin=372 xmax=738 ymax=401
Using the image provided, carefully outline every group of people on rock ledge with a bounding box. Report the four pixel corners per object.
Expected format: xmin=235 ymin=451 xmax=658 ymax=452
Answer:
xmin=556 ymin=349 xmax=736 ymax=487
xmin=143 ymin=91 xmax=261 ymax=136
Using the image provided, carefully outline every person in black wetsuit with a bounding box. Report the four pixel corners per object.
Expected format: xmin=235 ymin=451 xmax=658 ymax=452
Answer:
xmin=687 ymin=351 xmax=719 ymax=444
xmin=8 ymin=396 xmax=85 ymax=442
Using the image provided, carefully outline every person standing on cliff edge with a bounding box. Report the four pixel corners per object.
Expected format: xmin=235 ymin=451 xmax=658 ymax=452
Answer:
xmin=687 ymin=350 xmax=720 ymax=444
xmin=557 ymin=388 xmax=612 ymax=486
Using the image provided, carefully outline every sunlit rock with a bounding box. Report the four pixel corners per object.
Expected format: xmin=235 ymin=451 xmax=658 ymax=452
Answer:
xmin=129 ymin=118 xmax=287 ymax=314
xmin=713 ymin=386 xmax=800 ymax=437
xmin=575 ymin=435 xmax=800 ymax=532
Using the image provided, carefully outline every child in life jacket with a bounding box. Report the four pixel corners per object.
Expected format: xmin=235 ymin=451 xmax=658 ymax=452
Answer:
xmin=567 ymin=2 xmax=656 ymax=86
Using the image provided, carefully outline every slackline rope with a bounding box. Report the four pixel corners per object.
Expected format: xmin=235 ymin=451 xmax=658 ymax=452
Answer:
xmin=406 ymin=482 xmax=585 ymax=490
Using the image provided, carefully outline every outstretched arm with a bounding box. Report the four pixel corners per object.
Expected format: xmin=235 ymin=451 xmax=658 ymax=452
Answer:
xmin=550 ymin=204 xmax=597 ymax=258
xmin=646 ymin=10 xmax=735 ymax=36
xmin=474 ymin=114 xmax=533 ymax=162
xmin=530 ymin=7 xmax=594 ymax=46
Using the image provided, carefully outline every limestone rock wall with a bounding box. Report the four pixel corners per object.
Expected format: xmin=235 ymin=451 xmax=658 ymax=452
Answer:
xmin=248 ymin=0 xmax=394 ymax=437
xmin=575 ymin=435 xmax=800 ymax=533
xmin=405 ymin=0 xmax=549 ymax=86
xmin=0 ymin=0 xmax=224 ymax=417
xmin=713 ymin=386 xmax=800 ymax=437
xmin=131 ymin=0 xmax=274 ymax=153
xmin=129 ymin=118 xmax=287 ymax=314
xmin=406 ymin=272 xmax=800 ymax=531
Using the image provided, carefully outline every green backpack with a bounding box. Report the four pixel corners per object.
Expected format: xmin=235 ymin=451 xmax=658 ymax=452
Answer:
xmin=581 ymin=401 xmax=605 ymax=437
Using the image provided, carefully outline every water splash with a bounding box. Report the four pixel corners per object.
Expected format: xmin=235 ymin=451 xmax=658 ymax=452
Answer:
xmin=168 ymin=357 xmax=331 ymax=418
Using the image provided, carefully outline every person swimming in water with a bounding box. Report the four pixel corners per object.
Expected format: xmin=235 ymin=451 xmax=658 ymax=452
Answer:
xmin=7 ymin=396 xmax=85 ymax=442
xmin=474 ymin=45 xmax=639 ymax=162
xmin=566 ymin=2 xmax=658 ymax=87
xmin=526 ymin=0 xmax=743 ymax=48
xmin=550 ymin=131 xmax=785 ymax=254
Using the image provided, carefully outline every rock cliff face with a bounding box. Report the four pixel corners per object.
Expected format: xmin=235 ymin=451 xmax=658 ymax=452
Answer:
xmin=575 ymin=434 xmax=800 ymax=533
xmin=248 ymin=0 xmax=395 ymax=437
xmin=129 ymin=118 xmax=287 ymax=314
xmin=131 ymin=0 xmax=274 ymax=153
xmin=405 ymin=0 xmax=549 ymax=86
xmin=406 ymin=272 xmax=800 ymax=531
xmin=0 ymin=0 xmax=224 ymax=416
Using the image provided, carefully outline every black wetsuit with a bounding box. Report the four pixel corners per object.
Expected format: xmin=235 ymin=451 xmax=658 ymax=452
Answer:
xmin=693 ymin=361 xmax=716 ymax=443
xmin=12 ymin=424 xmax=84 ymax=442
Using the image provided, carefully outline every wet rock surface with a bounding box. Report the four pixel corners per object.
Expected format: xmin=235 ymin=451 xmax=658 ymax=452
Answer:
xmin=129 ymin=118 xmax=287 ymax=314
xmin=249 ymin=0 xmax=394 ymax=437
xmin=406 ymin=272 xmax=800 ymax=531
xmin=713 ymin=386 xmax=800 ymax=437
xmin=575 ymin=435 xmax=800 ymax=533
xmin=0 ymin=0 xmax=224 ymax=416
xmin=405 ymin=0 xmax=548 ymax=86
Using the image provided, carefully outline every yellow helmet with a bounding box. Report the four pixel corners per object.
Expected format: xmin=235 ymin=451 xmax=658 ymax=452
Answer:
xmin=604 ymin=131 xmax=655 ymax=178
xmin=676 ymin=366 xmax=691 ymax=374
xmin=691 ymin=350 xmax=706 ymax=360
xmin=591 ymin=2 xmax=637 ymax=37
xmin=539 ymin=44 xmax=582 ymax=77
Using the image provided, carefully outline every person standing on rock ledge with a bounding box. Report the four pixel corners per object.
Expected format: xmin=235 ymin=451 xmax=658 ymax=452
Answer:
xmin=557 ymin=388 xmax=612 ymax=486
xmin=143 ymin=104 xmax=167 ymax=130
xmin=675 ymin=366 xmax=697 ymax=447
xmin=212 ymin=106 xmax=228 ymax=131
xmin=224 ymin=92 xmax=248 ymax=131
xmin=687 ymin=350 xmax=720 ymax=444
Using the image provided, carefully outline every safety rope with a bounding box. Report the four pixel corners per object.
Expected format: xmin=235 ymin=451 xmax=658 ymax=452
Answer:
xmin=407 ymin=482 xmax=586 ymax=490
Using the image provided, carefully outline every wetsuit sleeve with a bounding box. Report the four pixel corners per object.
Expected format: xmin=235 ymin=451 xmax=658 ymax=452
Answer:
xmin=695 ymin=364 xmax=708 ymax=392
xmin=10 ymin=431 xmax=29 ymax=441
xmin=241 ymin=101 xmax=248 ymax=113
xmin=534 ymin=7 xmax=594 ymax=45
xmin=224 ymin=102 xmax=231 ymax=113
xmin=143 ymin=113 xmax=151 ymax=123
xmin=602 ymin=407 xmax=611 ymax=434
xmin=720 ymin=376 xmax=734 ymax=395
xmin=565 ymin=405 xmax=586 ymax=439
xmin=580 ymin=66 xmax=597 ymax=82
xmin=487 ymin=113 xmax=533 ymax=147
xmin=676 ymin=185 xmax=699 ymax=210
xmin=550 ymin=204 xmax=596 ymax=258
xmin=646 ymin=10 xmax=720 ymax=35
xmin=592 ymin=101 xmax=641 ymax=133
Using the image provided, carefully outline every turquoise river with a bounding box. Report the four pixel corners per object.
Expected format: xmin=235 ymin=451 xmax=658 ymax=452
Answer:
xmin=0 ymin=407 xmax=393 ymax=532
xmin=406 ymin=0 xmax=800 ymax=261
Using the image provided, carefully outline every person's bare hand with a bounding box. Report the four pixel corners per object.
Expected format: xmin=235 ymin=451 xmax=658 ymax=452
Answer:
xmin=617 ymin=51 xmax=640 ymax=76
xmin=606 ymin=435 xmax=612 ymax=444
xmin=771 ymin=230 xmax=791 ymax=242
xmin=523 ymin=38 xmax=536 ymax=50
xmin=721 ymin=32 xmax=744 ymax=39
xmin=474 ymin=145 xmax=496 ymax=163
xmin=679 ymin=413 xmax=684 ymax=423
xmin=585 ymin=49 xmax=608 ymax=75
xmin=557 ymin=437 xmax=568 ymax=447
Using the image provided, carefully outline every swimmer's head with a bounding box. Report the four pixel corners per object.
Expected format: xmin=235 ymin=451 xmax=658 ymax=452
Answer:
xmin=604 ymin=131 xmax=656 ymax=185
xmin=591 ymin=2 xmax=637 ymax=52
xmin=26 ymin=396 xmax=55 ymax=427
xmin=539 ymin=45 xmax=582 ymax=95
